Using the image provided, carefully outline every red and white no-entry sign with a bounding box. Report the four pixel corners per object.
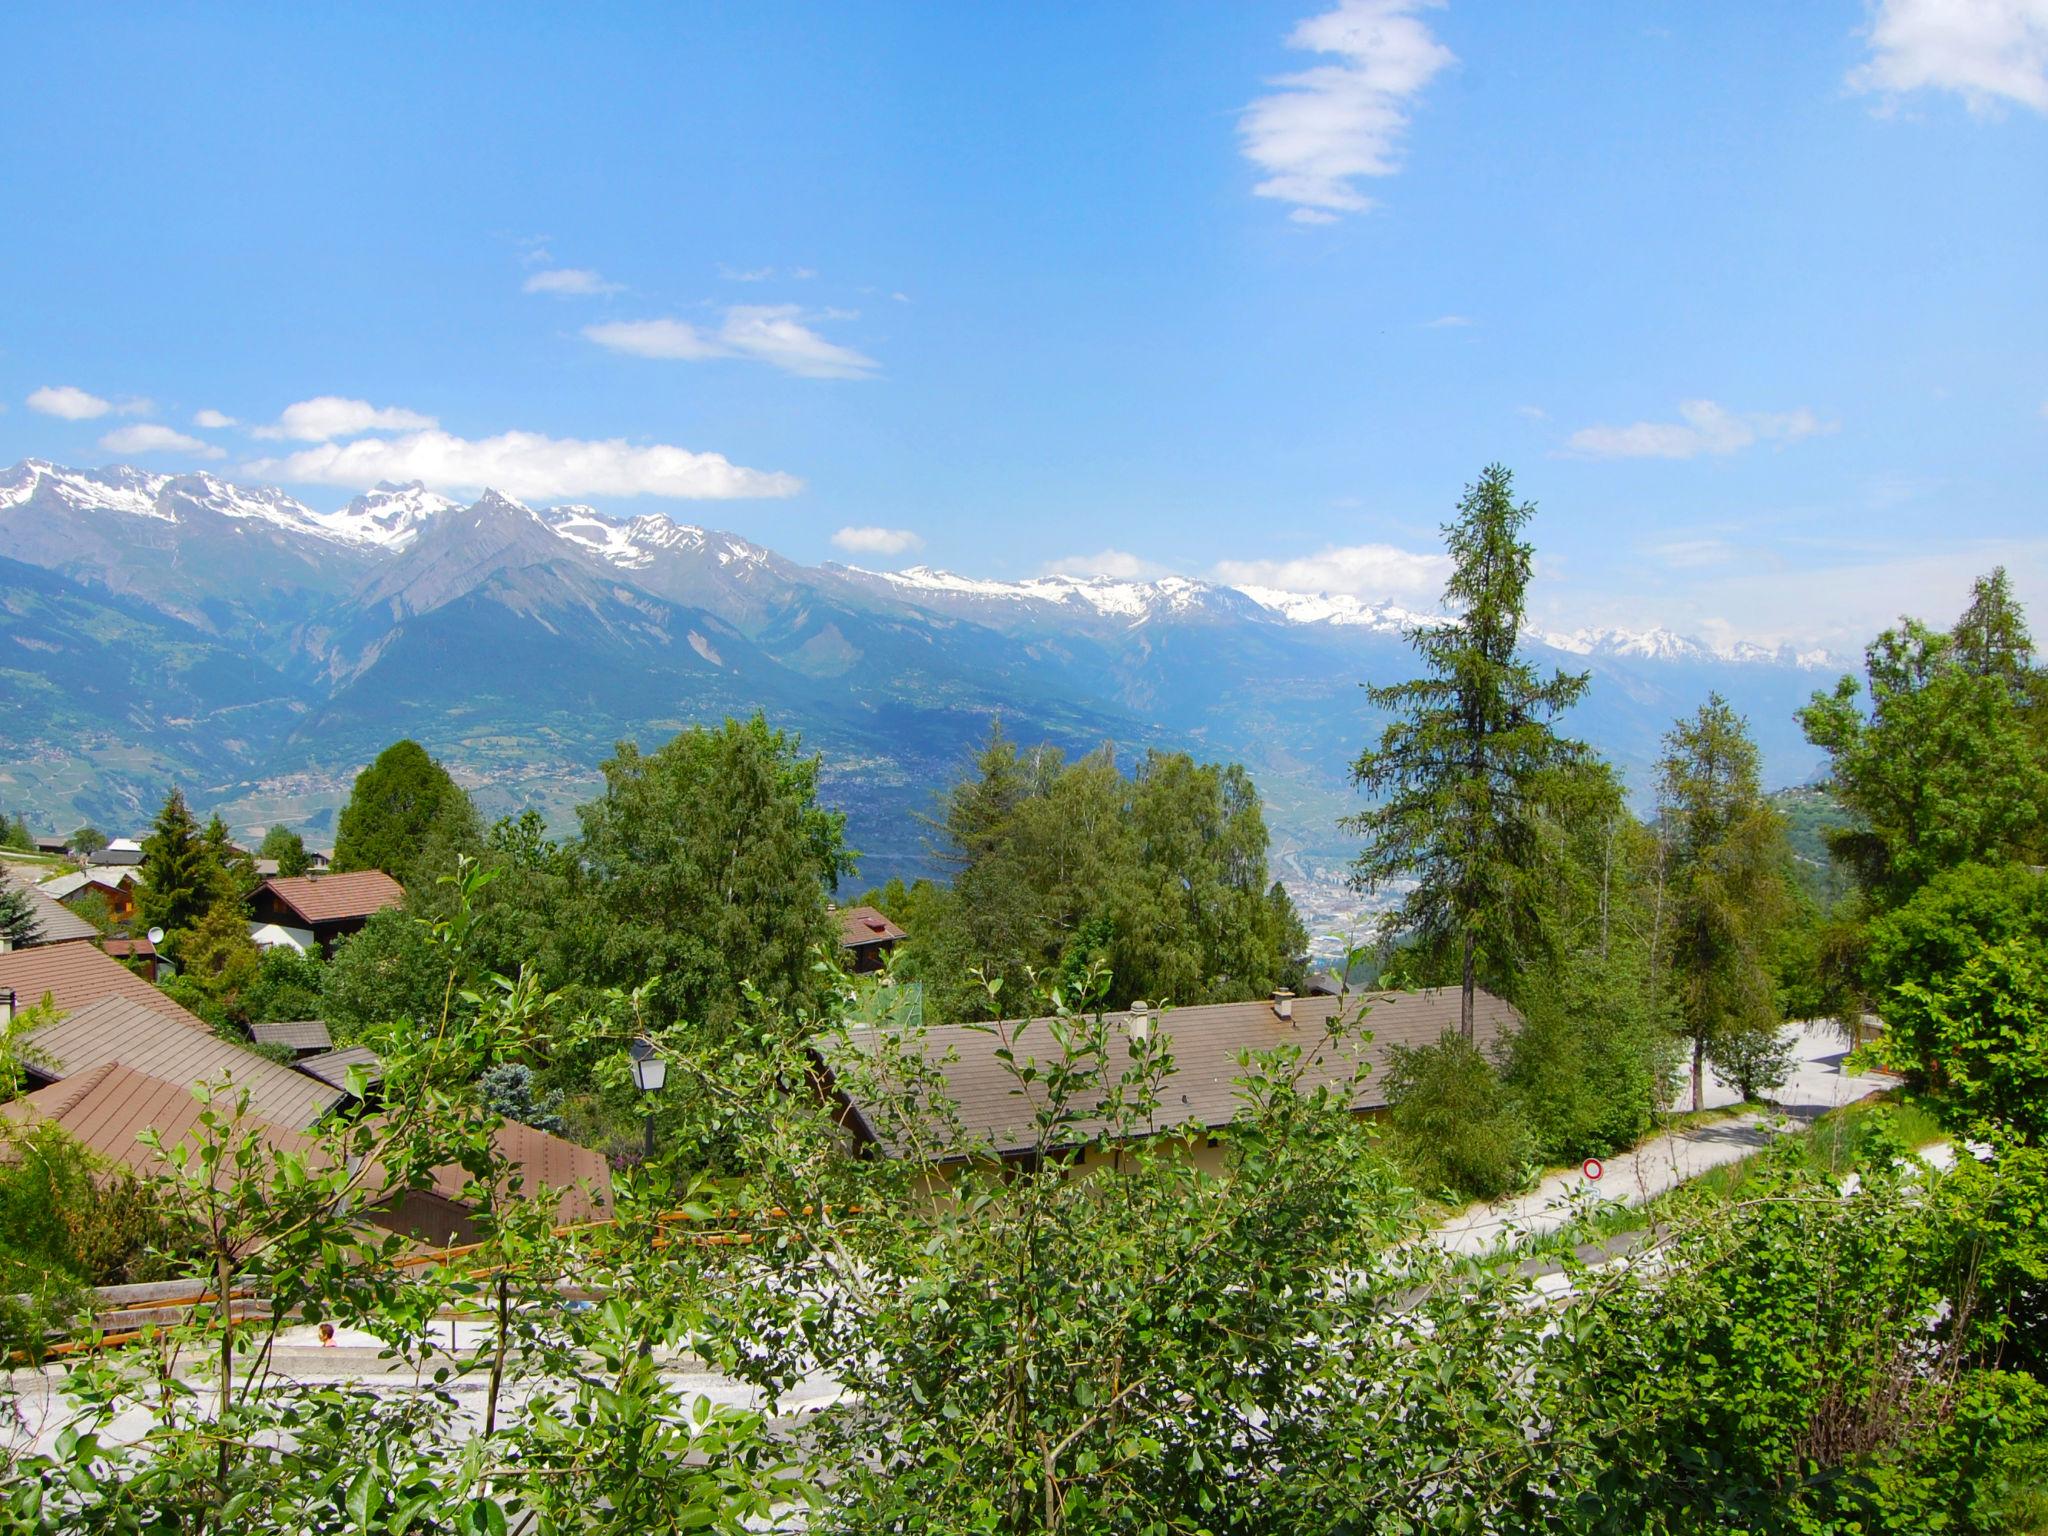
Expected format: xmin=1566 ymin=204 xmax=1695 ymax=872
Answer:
xmin=1582 ymin=1157 xmax=1604 ymax=1182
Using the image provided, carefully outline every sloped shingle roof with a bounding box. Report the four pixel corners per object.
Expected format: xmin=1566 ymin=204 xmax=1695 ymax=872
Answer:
xmin=4 ymin=875 xmax=101 ymax=946
xmin=23 ymin=994 xmax=347 ymax=1129
xmin=0 ymin=939 xmax=190 ymax=1022
xmin=297 ymin=1045 xmax=384 ymax=1091
xmin=1 ymin=1062 xmax=316 ymax=1178
xmin=830 ymin=986 xmax=1522 ymax=1160
xmin=250 ymin=1019 xmax=333 ymax=1053
xmin=259 ymin=871 xmax=405 ymax=927
xmin=837 ymin=905 xmax=907 ymax=949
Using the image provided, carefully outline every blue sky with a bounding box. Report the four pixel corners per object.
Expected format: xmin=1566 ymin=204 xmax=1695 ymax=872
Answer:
xmin=2 ymin=1 xmax=2043 ymax=650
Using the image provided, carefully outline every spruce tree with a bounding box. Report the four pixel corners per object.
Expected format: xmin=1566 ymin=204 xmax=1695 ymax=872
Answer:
xmin=1346 ymin=464 xmax=1588 ymax=1038
xmin=0 ymin=879 xmax=44 ymax=947
xmin=137 ymin=789 xmax=215 ymax=938
xmin=1657 ymin=694 xmax=1791 ymax=1110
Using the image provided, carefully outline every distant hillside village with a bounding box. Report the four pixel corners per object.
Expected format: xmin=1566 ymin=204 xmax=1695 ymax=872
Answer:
xmin=0 ymin=740 xmax=1427 ymax=1210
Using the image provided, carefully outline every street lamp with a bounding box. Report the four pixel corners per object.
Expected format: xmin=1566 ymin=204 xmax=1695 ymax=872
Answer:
xmin=628 ymin=1037 xmax=667 ymax=1159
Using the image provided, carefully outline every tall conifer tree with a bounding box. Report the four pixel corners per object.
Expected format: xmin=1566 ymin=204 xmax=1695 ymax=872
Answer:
xmin=1347 ymin=464 xmax=1588 ymax=1037
xmin=1657 ymin=694 xmax=1791 ymax=1110
xmin=138 ymin=789 xmax=214 ymax=937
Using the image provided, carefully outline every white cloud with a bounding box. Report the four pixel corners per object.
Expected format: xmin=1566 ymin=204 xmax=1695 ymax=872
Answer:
xmin=792 ymin=267 xmax=819 ymax=280
xmin=1239 ymin=0 xmax=1455 ymax=221
xmin=831 ymin=525 xmax=924 ymax=556
xmin=1849 ymin=0 xmax=2048 ymax=113
xmin=100 ymin=423 xmax=225 ymax=459
xmin=245 ymin=428 xmax=800 ymax=502
xmin=28 ymin=385 xmax=112 ymax=419
xmin=718 ymin=264 xmax=776 ymax=282
xmin=1514 ymin=404 xmax=1549 ymax=421
xmin=1043 ymin=549 xmax=1169 ymax=580
xmin=584 ymin=305 xmax=879 ymax=380
xmin=192 ymin=408 xmax=237 ymax=429
xmin=1423 ymin=313 xmax=1474 ymax=327
xmin=1564 ymin=399 xmax=1835 ymax=460
xmin=253 ymin=397 xmax=442 ymax=442
xmin=1213 ymin=540 xmax=1451 ymax=601
xmin=523 ymin=267 xmax=624 ymax=296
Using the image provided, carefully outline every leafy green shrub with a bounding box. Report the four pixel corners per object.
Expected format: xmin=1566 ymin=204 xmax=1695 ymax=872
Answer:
xmin=1383 ymin=1030 xmax=1533 ymax=1201
xmin=1894 ymin=936 xmax=2048 ymax=1146
xmin=324 ymin=906 xmax=459 ymax=1043
xmin=1503 ymin=1000 xmax=1665 ymax=1162
xmin=1708 ymin=1021 xmax=1797 ymax=1103
xmin=0 ymin=1121 xmax=193 ymax=1291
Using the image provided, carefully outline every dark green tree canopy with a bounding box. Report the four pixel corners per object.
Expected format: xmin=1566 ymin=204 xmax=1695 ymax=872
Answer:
xmin=258 ymin=824 xmax=313 ymax=878
xmin=1800 ymin=575 xmax=2047 ymax=903
xmin=333 ymin=739 xmax=483 ymax=889
xmin=563 ymin=715 xmax=855 ymax=1029
xmin=68 ymin=825 xmax=107 ymax=855
xmin=1347 ymin=463 xmax=1588 ymax=1035
xmin=136 ymin=789 xmax=215 ymax=938
xmin=878 ymin=726 xmax=1305 ymax=1023
xmin=1657 ymin=693 xmax=1792 ymax=1109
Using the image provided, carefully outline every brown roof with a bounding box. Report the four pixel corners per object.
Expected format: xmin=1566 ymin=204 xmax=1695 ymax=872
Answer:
xmin=0 ymin=938 xmax=197 ymax=1023
xmin=250 ymin=1019 xmax=333 ymax=1052
xmin=4 ymin=875 xmax=101 ymax=946
xmin=2 ymin=1062 xmax=316 ymax=1180
xmin=4 ymin=1064 xmax=608 ymax=1226
xmin=297 ymin=1045 xmax=384 ymax=1090
xmin=259 ymin=870 xmax=405 ymax=927
xmin=423 ymin=1118 xmax=613 ymax=1226
xmin=837 ymin=905 xmax=907 ymax=949
xmin=830 ymin=987 xmax=1522 ymax=1161
xmin=22 ymin=994 xmax=347 ymax=1129
xmin=101 ymin=937 xmax=157 ymax=960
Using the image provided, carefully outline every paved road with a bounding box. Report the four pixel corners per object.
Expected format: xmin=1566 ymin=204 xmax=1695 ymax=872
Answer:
xmin=1432 ymin=1020 xmax=1897 ymax=1256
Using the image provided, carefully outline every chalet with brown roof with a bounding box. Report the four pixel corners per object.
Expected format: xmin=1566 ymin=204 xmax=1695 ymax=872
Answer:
xmin=249 ymin=870 xmax=405 ymax=955
xmin=0 ymin=932 xmax=609 ymax=1248
xmin=2 ymin=875 xmax=102 ymax=948
xmin=2 ymin=1062 xmax=318 ymax=1184
xmin=826 ymin=986 xmax=1523 ymax=1170
xmin=836 ymin=904 xmax=907 ymax=974
xmin=3 ymin=1063 xmax=611 ymax=1246
xmin=39 ymin=869 xmax=139 ymax=925
xmin=16 ymin=993 xmax=349 ymax=1128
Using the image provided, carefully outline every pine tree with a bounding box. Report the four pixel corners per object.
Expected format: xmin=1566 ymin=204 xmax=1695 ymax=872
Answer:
xmin=0 ymin=879 xmax=44 ymax=947
xmin=1346 ymin=464 xmax=1589 ymax=1038
xmin=137 ymin=789 xmax=215 ymax=938
xmin=1658 ymin=694 xmax=1791 ymax=1111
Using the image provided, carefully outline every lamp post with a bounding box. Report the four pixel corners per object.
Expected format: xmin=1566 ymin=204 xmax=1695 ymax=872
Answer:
xmin=628 ymin=1036 xmax=667 ymax=1160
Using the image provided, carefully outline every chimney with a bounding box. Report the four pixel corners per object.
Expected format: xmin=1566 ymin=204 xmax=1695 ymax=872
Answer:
xmin=1271 ymin=988 xmax=1295 ymax=1021
xmin=1128 ymin=1000 xmax=1151 ymax=1042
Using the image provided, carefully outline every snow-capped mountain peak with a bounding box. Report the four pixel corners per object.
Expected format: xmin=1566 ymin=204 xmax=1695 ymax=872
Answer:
xmin=310 ymin=481 xmax=461 ymax=550
xmin=1233 ymin=584 xmax=1439 ymax=635
xmin=859 ymin=566 xmax=1224 ymax=625
xmin=1 ymin=459 xmax=175 ymax=520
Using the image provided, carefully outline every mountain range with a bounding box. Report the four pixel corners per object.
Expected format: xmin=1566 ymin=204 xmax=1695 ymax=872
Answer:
xmin=0 ymin=459 xmax=1845 ymax=931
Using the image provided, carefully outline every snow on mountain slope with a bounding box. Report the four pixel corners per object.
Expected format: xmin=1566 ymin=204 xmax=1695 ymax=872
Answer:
xmin=859 ymin=566 xmax=1224 ymax=624
xmin=310 ymin=482 xmax=461 ymax=549
xmin=1233 ymin=584 xmax=1436 ymax=635
xmin=0 ymin=460 xmax=1840 ymax=668
xmin=1 ymin=460 xmax=176 ymax=520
